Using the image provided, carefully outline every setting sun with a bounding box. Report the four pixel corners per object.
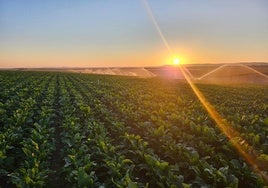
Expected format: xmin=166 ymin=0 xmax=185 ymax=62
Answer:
xmin=173 ymin=58 xmax=180 ymax=65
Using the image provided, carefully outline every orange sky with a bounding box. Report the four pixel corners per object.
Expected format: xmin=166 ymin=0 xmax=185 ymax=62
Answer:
xmin=0 ymin=0 xmax=268 ymax=68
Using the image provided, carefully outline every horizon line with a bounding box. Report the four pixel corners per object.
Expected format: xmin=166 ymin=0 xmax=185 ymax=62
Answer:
xmin=1 ymin=62 xmax=268 ymax=69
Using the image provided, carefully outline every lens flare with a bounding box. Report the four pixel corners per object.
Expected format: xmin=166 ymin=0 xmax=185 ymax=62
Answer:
xmin=142 ymin=0 xmax=268 ymax=183
xmin=179 ymin=66 xmax=268 ymax=183
xmin=173 ymin=58 xmax=180 ymax=65
xmin=142 ymin=0 xmax=173 ymax=55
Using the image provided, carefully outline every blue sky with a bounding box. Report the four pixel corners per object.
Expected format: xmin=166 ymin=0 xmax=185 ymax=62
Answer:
xmin=0 ymin=0 xmax=267 ymax=67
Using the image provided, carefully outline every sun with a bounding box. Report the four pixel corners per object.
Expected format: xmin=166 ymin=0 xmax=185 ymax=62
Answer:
xmin=173 ymin=58 xmax=180 ymax=65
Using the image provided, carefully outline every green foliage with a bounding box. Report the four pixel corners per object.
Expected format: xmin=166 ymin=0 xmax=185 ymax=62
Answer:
xmin=0 ymin=71 xmax=267 ymax=187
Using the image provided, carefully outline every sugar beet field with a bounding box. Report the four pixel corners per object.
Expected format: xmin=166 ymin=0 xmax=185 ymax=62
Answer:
xmin=0 ymin=71 xmax=268 ymax=187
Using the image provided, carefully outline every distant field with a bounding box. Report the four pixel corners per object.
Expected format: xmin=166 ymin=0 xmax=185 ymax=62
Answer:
xmin=8 ymin=63 xmax=268 ymax=84
xmin=249 ymin=64 xmax=268 ymax=75
xmin=0 ymin=71 xmax=267 ymax=187
xmin=186 ymin=64 xmax=268 ymax=78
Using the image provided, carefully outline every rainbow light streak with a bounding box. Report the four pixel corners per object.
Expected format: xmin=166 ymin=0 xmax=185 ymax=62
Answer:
xmin=180 ymin=65 xmax=268 ymax=183
xmin=142 ymin=0 xmax=268 ymax=183
xmin=142 ymin=0 xmax=173 ymax=55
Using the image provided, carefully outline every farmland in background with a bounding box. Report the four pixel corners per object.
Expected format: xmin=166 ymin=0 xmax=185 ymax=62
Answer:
xmin=0 ymin=70 xmax=268 ymax=187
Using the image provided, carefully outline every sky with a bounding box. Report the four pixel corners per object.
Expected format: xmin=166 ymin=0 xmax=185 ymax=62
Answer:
xmin=0 ymin=0 xmax=268 ymax=68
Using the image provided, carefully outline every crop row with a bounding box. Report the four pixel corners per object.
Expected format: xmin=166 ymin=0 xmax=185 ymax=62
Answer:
xmin=0 ymin=71 xmax=267 ymax=187
xmin=72 ymin=74 xmax=266 ymax=187
xmin=1 ymin=72 xmax=56 ymax=187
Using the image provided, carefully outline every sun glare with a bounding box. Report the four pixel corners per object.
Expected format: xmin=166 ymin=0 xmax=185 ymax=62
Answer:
xmin=173 ymin=58 xmax=180 ymax=65
xmin=166 ymin=56 xmax=185 ymax=66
